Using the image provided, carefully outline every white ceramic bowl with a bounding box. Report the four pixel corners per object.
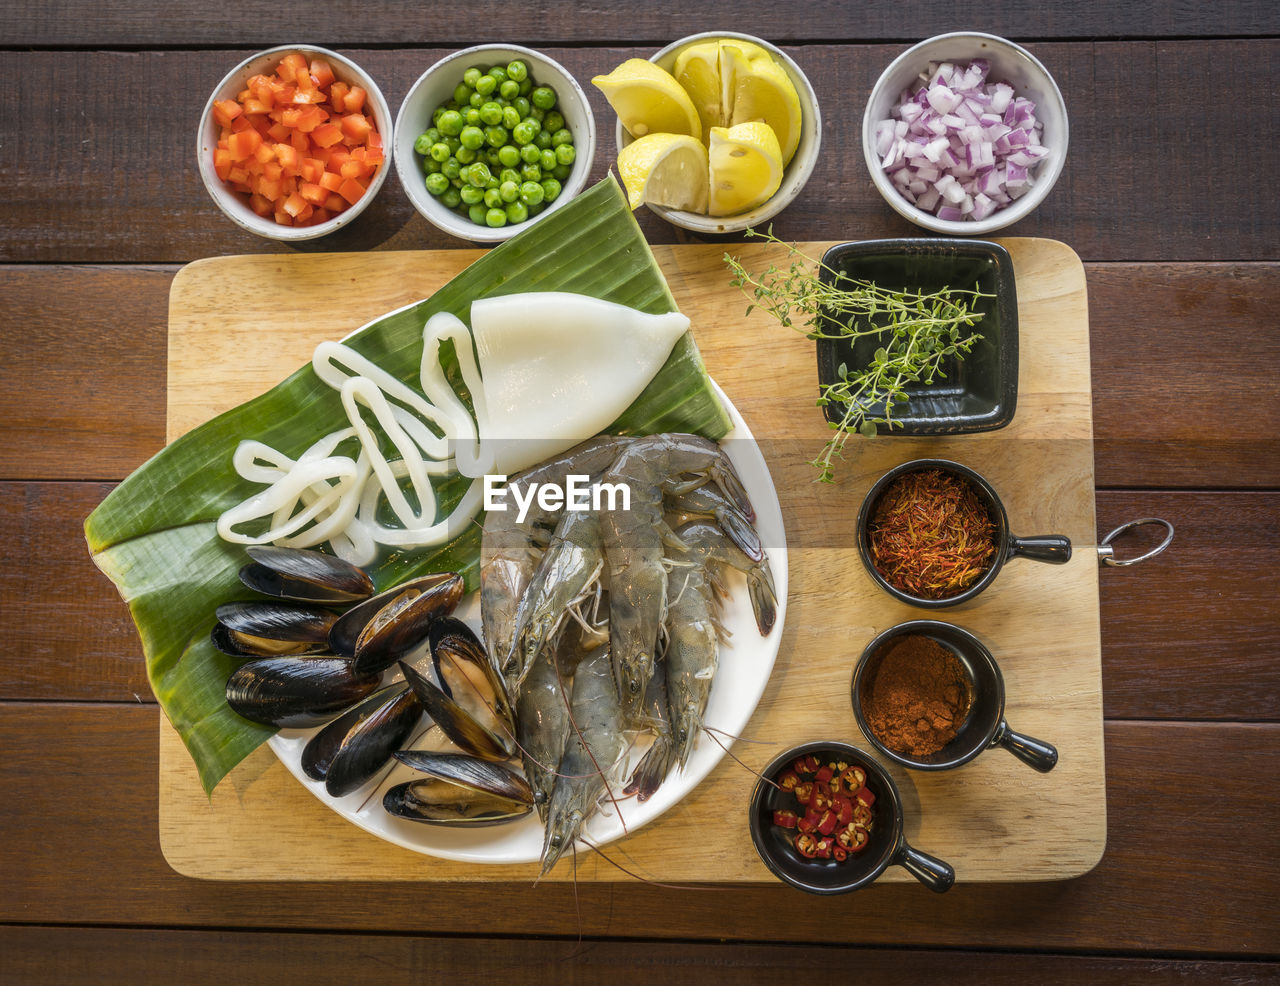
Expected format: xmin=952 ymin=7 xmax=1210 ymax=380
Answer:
xmin=197 ymin=45 xmax=393 ymax=241
xmin=617 ymin=32 xmax=821 ymax=234
xmin=862 ymin=32 xmax=1068 ymax=235
xmin=395 ymin=44 xmax=596 ymax=243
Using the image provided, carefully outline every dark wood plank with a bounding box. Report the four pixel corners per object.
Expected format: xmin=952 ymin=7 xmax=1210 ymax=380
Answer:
xmin=6 ymin=491 xmax=1279 ymax=718
xmin=2 ymin=43 xmax=1278 ymax=264
xmin=2 ymin=261 xmax=1277 ymax=486
xmin=1 ymin=705 xmax=1276 ymax=953
xmin=6 ymin=1 xmax=1278 ymax=46
xmin=3 ymin=927 xmax=1278 ymax=984
xmin=0 ymin=266 xmax=171 ymax=480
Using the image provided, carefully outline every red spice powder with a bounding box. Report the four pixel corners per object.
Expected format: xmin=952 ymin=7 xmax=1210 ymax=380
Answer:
xmin=861 ymin=635 xmax=972 ymax=758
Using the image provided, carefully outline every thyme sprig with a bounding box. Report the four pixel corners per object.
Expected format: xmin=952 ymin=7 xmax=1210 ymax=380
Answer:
xmin=725 ymin=227 xmax=992 ymax=482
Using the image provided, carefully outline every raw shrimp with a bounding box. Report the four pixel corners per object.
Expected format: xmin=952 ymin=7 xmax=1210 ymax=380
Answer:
xmin=661 ymin=552 xmax=720 ymax=771
xmin=622 ymin=648 xmax=674 ymax=801
xmin=480 ymin=435 xmax=630 ymax=674
xmin=664 ymin=483 xmax=763 ymax=563
xmin=674 ymin=519 xmax=778 ymax=635
xmin=599 ymin=434 xmax=753 ymax=711
xmin=503 ymin=506 xmax=604 ymax=690
xmin=540 ymin=644 xmax=627 ymax=875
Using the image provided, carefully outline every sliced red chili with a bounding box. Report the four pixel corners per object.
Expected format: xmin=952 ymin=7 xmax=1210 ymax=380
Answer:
xmin=772 ymin=809 xmax=798 ymax=829
xmin=840 ymin=766 xmax=866 ymax=791
xmin=778 ymin=771 xmax=800 ymax=792
xmin=792 ymin=781 xmax=814 ymax=803
xmin=853 ymin=803 xmax=873 ymax=828
xmin=815 ymin=837 xmax=834 ymax=858
xmin=854 ymin=785 xmax=876 ymax=807
xmin=814 ymin=764 xmax=834 ymax=783
xmin=797 ymin=810 xmax=821 ymax=834
xmin=816 ymin=809 xmax=838 ymax=836
xmin=833 ymin=846 xmax=848 ymax=862
xmin=835 ymin=795 xmax=854 ymax=825
xmin=795 ymin=833 xmax=821 ymax=858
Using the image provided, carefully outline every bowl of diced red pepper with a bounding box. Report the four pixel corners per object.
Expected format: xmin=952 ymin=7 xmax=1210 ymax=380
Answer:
xmin=198 ymin=45 xmax=393 ymax=240
xmin=748 ymin=740 xmax=954 ymax=894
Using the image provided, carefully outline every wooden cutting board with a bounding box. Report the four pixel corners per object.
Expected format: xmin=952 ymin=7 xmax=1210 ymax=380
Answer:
xmin=160 ymin=238 xmax=1103 ymax=883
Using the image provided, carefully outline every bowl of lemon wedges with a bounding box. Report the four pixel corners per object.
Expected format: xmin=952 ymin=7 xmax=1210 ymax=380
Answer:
xmin=594 ymin=32 xmax=821 ymax=233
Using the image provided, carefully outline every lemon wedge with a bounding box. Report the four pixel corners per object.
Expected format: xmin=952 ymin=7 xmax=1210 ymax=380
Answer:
xmin=724 ymin=49 xmax=803 ymax=165
xmin=617 ymin=133 xmax=709 ymax=213
xmin=592 ymin=58 xmax=702 ymax=140
xmin=672 ymin=41 xmax=724 ymax=136
xmin=708 ymin=122 xmax=783 ymax=217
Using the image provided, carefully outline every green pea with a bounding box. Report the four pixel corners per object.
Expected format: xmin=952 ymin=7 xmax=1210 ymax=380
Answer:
xmin=534 ymin=129 xmax=553 ymax=150
xmin=475 ymin=74 xmax=497 ymax=96
xmin=455 ymin=145 xmax=476 ymax=165
xmin=469 ymin=90 xmax=486 ymax=108
xmin=512 ymin=120 xmax=538 ymax=146
xmin=519 ymin=77 xmax=533 ymax=96
xmin=424 ymin=127 xmax=442 ymax=145
xmin=460 ymin=185 xmax=484 ymax=204
xmin=505 ymin=200 xmax=529 ymax=223
xmin=502 ymin=105 xmax=521 ymax=129
xmin=531 ymin=86 xmax=557 ymax=110
xmin=539 ymin=148 xmax=557 ymax=172
xmin=520 ymin=162 xmax=542 ymax=182
xmin=497 ymin=144 xmax=521 ymax=167
xmin=479 ymin=101 xmax=503 ymax=125
xmin=469 ymin=203 xmax=488 ymax=225
xmin=552 ymin=128 xmax=574 ymax=148
xmin=513 ymin=96 xmax=531 ymax=118
xmin=529 ymin=105 xmax=546 ymax=123
xmin=485 ymin=148 xmax=501 ymax=167
xmin=485 ymin=207 xmax=508 ymax=228
xmin=544 ymin=111 xmax=565 ymax=134
xmin=464 ymin=107 xmax=482 ymax=126
xmin=520 ymin=180 xmax=544 ymax=205
xmin=552 ymin=162 xmax=572 ymax=181
xmin=432 ymin=106 xmax=446 ymax=125
xmin=541 ymin=177 xmax=562 ymax=201
xmin=459 ymin=126 xmax=484 ymax=150
xmin=499 ymin=180 xmax=519 ymax=203
xmin=499 ymin=167 xmax=522 ymax=185
xmin=422 ymin=157 xmax=442 ymax=175
xmin=506 ymin=60 xmax=528 ymax=83
xmin=500 ymin=79 xmax=520 ymax=102
xmin=528 ymin=200 xmax=544 ymax=216
xmin=442 ymin=157 xmax=463 ymax=180
xmin=554 ymin=143 xmax=576 ymax=167
xmin=466 ymin=162 xmax=492 ymax=187
xmin=438 ymin=110 xmax=463 ymax=136
xmin=414 ymin=133 xmax=433 ymax=156
xmin=453 ymin=83 xmax=472 ymax=105
xmin=488 ymin=66 xmax=507 ymax=85
xmin=520 ymin=143 xmax=542 ymax=164
xmin=484 ymin=187 xmax=502 ymax=208
xmin=441 ymin=187 xmax=462 ymax=209
xmin=463 ymin=67 xmax=482 ymax=88
xmin=425 ymin=172 xmax=450 ymax=196
xmin=484 ymin=125 xmax=508 ymax=148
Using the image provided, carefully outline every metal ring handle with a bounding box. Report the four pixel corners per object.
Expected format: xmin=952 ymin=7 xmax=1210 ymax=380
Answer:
xmin=1097 ymin=517 xmax=1174 ymax=567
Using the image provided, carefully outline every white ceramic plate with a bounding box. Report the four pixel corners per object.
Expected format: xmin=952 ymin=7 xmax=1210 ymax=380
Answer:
xmin=268 ymin=384 xmax=788 ymax=864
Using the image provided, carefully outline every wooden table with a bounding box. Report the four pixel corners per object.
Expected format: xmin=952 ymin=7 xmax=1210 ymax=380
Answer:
xmin=2 ymin=4 xmax=1277 ymax=980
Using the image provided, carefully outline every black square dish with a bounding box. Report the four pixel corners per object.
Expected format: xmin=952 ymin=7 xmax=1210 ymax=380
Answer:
xmin=815 ymin=239 xmax=1018 ymax=435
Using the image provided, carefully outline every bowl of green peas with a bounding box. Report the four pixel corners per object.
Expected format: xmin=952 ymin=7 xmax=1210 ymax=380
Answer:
xmin=395 ymin=44 xmax=596 ymax=242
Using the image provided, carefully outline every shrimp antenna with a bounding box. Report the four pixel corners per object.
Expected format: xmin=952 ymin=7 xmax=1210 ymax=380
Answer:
xmin=581 ymin=839 xmax=731 ymax=891
xmin=700 ymin=725 xmax=782 ymax=791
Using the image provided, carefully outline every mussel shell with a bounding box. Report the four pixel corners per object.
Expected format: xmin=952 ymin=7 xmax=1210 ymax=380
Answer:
xmin=225 ymin=656 xmax=380 ymax=728
xmin=344 ymin=573 xmax=465 ymax=675
xmin=239 ymin=546 xmax=374 ymax=604
xmin=301 ymin=683 xmax=422 ymax=798
xmin=384 ymin=752 xmax=533 ymax=826
xmin=429 ymin=616 xmax=515 ymax=741
xmin=211 ymin=602 xmax=338 ymax=657
xmin=399 ymin=660 xmax=515 ymax=761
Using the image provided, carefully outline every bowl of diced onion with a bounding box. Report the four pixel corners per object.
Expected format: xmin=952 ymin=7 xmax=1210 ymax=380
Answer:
xmin=862 ymin=32 xmax=1068 ymax=235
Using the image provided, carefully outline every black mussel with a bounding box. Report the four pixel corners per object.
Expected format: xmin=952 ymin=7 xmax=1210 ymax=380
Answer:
xmin=211 ymin=601 xmax=338 ymax=658
xmin=384 ymin=752 xmax=533 ymax=825
xmin=399 ymin=659 xmax=515 ymax=761
xmin=225 ymin=656 xmax=380 ymax=728
xmin=301 ymin=683 xmax=422 ymax=798
xmin=429 ymin=616 xmax=515 ymax=744
xmin=329 ymin=573 xmax=464 ymax=656
xmin=344 ymin=573 xmax=465 ymax=675
xmin=239 ymin=545 xmax=374 ymax=604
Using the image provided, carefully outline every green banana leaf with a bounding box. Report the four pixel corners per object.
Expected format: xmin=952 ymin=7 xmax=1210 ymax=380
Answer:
xmin=86 ymin=176 xmax=732 ymax=795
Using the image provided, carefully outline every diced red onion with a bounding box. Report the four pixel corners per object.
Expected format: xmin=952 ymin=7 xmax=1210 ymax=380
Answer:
xmin=876 ymin=59 xmax=1049 ymax=223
